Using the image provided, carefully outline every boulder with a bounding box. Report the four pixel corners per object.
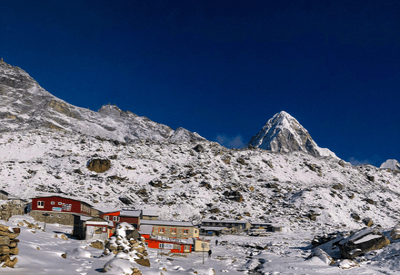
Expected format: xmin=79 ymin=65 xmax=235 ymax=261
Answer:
xmin=223 ymin=190 xmax=243 ymax=202
xmin=237 ymin=158 xmax=246 ymax=165
xmin=306 ymin=248 xmax=335 ymax=265
xmin=339 ymin=228 xmax=390 ymax=259
xmin=390 ymin=224 xmax=400 ymax=240
xmin=363 ymin=218 xmax=374 ymax=227
xmin=134 ymin=258 xmax=150 ymax=267
xmin=90 ymin=240 xmax=104 ymax=250
xmin=0 ymin=255 xmax=17 ymax=268
xmin=0 ymin=236 xmax=10 ymax=246
xmin=339 ymin=259 xmax=360 ymax=269
xmin=193 ymin=144 xmax=205 ymax=153
xmin=87 ymin=159 xmax=111 ymax=173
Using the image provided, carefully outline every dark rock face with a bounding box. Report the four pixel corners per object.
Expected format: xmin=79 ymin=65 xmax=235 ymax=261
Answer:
xmin=87 ymin=159 xmax=111 ymax=173
xmin=339 ymin=228 xmax=390 ymax=259
xmin=193 ymin=144 xmax=205 ymax=153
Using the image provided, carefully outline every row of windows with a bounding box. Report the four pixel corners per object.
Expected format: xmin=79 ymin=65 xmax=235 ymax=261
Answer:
xmin=104 ymin=216 xmax=120 ymax=222
xmin=37 ymin=201 xmax=72 ymax=211
xmin=158 ymin=228 xmax=189 ymax=235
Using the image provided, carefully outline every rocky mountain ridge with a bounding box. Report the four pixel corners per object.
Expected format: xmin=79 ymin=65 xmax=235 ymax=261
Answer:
xmin=0 ymin=60 xmax=203 ymax=144
xmin=0 ymin=61 xmax=400 ymax=233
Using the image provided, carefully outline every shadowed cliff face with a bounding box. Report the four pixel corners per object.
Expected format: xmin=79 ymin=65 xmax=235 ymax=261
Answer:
xmin=246 ymin=111 xmax=337 ymax=159
xmin=0 ymin=61 xmax=203 ymax=144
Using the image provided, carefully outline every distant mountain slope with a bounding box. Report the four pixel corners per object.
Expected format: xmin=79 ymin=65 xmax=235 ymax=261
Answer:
xmin=246 ymin=111 xmax=338 ymax=159
xmin=0 ymin=60 xmax=203 ymax=143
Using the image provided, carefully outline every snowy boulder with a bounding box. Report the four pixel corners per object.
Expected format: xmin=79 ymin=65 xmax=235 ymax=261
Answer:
xmin=306 ymin=248 xmax=335 ymax=265
xmin=63 ymin=247 xmax=92 ymax=259
xmin=390 ymin=224 xmax=400 ymax=240
xmin=338 ymin=259 xmax=360 ymax=269
xmin=339 ymin=228 xmax=390 ymax=259
xmin=102 ymin=222 xmax=149 ymax=274
xmin=87 ymin=158 xmax=111 ymax=173
xmin=103 ymin=257 xmax=142 ymax=275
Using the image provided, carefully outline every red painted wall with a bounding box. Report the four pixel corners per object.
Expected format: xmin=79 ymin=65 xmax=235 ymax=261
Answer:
xmin=31 ymin=196 xmax=92 ymax=215
xmin=145 ymin=239 xmax=187 ymax=253
xmin=120 ymin=216 xmax=139 ymax=225
xmin=99 ymin=213 xmax=139 ymax=228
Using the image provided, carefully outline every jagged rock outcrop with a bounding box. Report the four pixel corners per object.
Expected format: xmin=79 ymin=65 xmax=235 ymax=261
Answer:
xmin=338 ymin=228 xmax=390 ymax=259
xmin=380 ymin=159 xmax=400 ymax=171
xmin=246 ymin=111 xmax=338 ymax=159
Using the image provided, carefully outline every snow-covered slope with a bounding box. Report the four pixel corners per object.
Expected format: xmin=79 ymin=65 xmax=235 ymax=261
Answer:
xmin=1 ymin=129 xmax=400 ymax=233
xmin=246 ymin=111 xmax=338 ymax=159
xmin=0 ymin=60 xmax=203 ymax=143
xmin=380 ymin=159 xmax=400 ymax=171
xmin=1 ymin=61 xmax=400 ymax=234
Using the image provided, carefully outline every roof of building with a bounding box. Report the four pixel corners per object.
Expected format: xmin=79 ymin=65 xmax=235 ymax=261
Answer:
xmin=120 ymin=210 xmax=141 ymax=217
xmin=86 ymin=217 xmax=109 ymax=225
xmin=200 ymin=226 xmax=228 ymax=231
xmin=141 ymin=220 xmax=194 ymax=227
xmin=139 ymin=225 xmax=153 ymax=235
xmin=250 ymin=222 xmax=272 ymax=226
xmin=95 ymin=206 xmax=121 ymax=213
xmin=142 ymin=209 xmax=159 ymax=217
xmin=201 ymin=219 xmax=249 ymax=224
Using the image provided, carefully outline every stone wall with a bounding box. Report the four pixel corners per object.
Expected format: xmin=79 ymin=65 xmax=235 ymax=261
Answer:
xmin=0 ymin=201 xmax=26 ymax=221
xmin=29 ymin=211 xmax=76 ymax=226
xmin=0 ymin=224 xmax=19 ymax=268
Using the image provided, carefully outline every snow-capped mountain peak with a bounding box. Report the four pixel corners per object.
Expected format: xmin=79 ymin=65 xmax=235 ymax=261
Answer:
xmin=246 ymin=111 xmax=338 ymax=159
xmin=380 ymin=159 xmax=400 ymax=171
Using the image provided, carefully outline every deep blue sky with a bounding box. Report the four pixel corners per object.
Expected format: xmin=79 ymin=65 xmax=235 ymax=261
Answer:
xmin=1 ymin=0 xmax=399 ymax=166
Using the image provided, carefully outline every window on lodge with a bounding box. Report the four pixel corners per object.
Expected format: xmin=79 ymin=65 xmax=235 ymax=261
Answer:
xmin=113 ymin=216 xmax=120 ymax=222
xmin=158 ymin=228 xmax=165 ymax=234
xmin=183 ymin=229 xmax=189 ymax=235
xmin=37 ymin=201 xmax=44 ymax=208
xmin=171 ymin=228 xmax=177 ymax=235
xmin=51 ymin=201 xmax=55 ymax=205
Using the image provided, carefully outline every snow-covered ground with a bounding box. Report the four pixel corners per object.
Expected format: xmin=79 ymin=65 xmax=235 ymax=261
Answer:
xmin=2 ymin=215 xmax=400 ymax=274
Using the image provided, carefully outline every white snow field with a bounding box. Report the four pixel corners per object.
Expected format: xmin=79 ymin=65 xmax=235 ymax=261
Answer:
xmin=2 ymin=215 xmax=400 ymax=274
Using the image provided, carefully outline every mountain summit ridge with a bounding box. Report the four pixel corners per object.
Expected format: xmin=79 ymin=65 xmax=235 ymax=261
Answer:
xmin=246 ymin=111 xmax=338 ymax=159
xmin=0 ymin=61 xmax=203 ymax=143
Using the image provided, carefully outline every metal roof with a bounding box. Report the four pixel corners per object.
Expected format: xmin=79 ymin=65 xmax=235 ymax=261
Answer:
xmin=201 ymin=219 xmax=249 ymax=224
xmin=120 ymin=210 xmax=141 ymax=217
xmin=141 ymin=220 xmax=194 ymax=227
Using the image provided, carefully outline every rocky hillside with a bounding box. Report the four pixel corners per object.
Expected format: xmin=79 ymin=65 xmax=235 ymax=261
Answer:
xmin=1 ymin=128 xmax=400 ymax=232
xmin=0 ymin=60 xmax=203 ymax=143
xmin=1 ymin=61 xmax=400 ymax=233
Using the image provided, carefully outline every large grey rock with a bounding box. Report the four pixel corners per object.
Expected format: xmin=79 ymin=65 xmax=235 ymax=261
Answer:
xmin=339 ymin=228 xmax=390 ymax=259
xmin=390 ymin=223 xmax=400 ymax=240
